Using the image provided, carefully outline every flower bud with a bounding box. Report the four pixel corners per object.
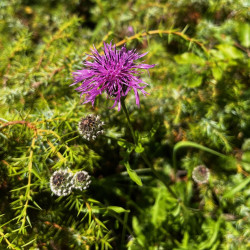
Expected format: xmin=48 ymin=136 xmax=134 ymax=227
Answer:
xmin=50 ymin=169 xmax=74 ymax=196
xmin=192 ymin=165 xmax=210 ymax=184
xmin=78 ymin=114 xmax=104 ymax=141
xmin=73 ymin=171 xmax=91 ymax=191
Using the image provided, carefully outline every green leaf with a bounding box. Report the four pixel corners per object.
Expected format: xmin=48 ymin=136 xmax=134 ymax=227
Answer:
xmin=216 ymin=44 xmax=244 ymax=59
xmin=21 ymin=238 xmax=36 ymax=248
xmin=242 ymin=151 xmax=250 ymax=163
xmin=199 ymin=219 xmax=221 ymax=250
xmin=124 ymin=162 xmax=142 ymax=186
xmin=187 ymin=76 xmax=203 ymax=87
xmin=242 ymin=151 xmax=250 ymax=171
xmin=87 ymin=198 xmax=102 ymax=205
xmin=173 ymin=140 xmax=227 ymax=161
xmin=173 ymin=141 xmax=227 ymax=158
xmin=26 ymin=215 xmax=32 ymax=228
xmin=223 ymin=177 xmax=250 ymax=198
xmin=0 ymin=132 xmax=8 ymax=140
xmin=151 ymin=188 xmax=168 ymax=226
xmin=174 ymin=52 xmax=205 ymax=65
xmin=32 ymin=200 xmax=42 ymax=210
xmin=173 ymin=141 xmax=229 ymax=171
xmin=31 ymin=168 xmax=42 ymax=180
xmin=135 ymin=143 xmax=144 ymax=153
xmin=107 ymin=206 xmax=130 ymax=213
xmin=117 ymin=140 xmax=134 ymax=152
xmin=95 ymin=218 xmax=108 ymax=230
xmin=132 ymin=216 xmax=146 ymax=247
xmin=212 ymin=67 xmax=223 ymax=80
xmin=180 ymin=231 xmax=189 ymax=248
xmin=242 ymin=139 xmax=250 ymax=151
xmin=237 ymin=22 xmax=249 ymax=48
xmin=148 ymin=121 xmax=160 ymax=138
xmin=172 ymin=204 xmax=181 ymax=217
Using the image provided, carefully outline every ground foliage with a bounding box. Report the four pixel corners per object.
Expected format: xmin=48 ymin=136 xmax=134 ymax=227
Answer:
xmin=0 ymin=0 xmax=250 ymax=249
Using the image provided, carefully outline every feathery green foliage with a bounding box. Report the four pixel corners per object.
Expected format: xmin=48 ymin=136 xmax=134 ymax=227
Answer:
xmin=0 ymin=0 xmax=249 ymax=249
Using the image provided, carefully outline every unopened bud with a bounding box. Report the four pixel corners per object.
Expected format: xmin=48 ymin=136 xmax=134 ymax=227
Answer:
xmin=192 ymin=165 xmax=210 ymax=184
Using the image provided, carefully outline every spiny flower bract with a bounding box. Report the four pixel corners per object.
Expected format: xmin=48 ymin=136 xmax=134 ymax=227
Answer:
xmin=192 ymin=165 xmax=210 ymax=184
xmin=50 ymin=169 xmax=74 ymax=196
xmin=71 ymin=42 xmax=155 ymax=110
xmin=78 ymin=114 xmax=104 ymax=140
xmin=73 ymin=171 xmax=91 ymax=191
xmin=50 ymin=169 xmax=92 ymax=196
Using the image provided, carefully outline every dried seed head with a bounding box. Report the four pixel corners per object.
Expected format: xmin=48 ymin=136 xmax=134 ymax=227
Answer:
xmin=78 ymin=114 xmax=104 ymax=141
xmin=73 ymin=171 xmax=91 ymax=191
xmin=50 ymin=169 xmax=74 ymax=196
xmin=192 ymin=165 xmax=210 ymax=184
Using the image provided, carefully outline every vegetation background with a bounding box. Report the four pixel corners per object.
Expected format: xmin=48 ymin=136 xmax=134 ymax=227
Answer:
xmin=0 ymin=0 xmax=249 ymax=249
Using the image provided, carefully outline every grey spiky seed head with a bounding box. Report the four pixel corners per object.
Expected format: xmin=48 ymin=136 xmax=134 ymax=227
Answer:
xmin=78 ymin=114 xmax=104 ymax=141
xmin=50 ymin=169 xmax=74 ymax=196
xmin=192 ymin=165 xmax=210 ymax=184
xmin=73 ymin=171 xmax=91 ymax=191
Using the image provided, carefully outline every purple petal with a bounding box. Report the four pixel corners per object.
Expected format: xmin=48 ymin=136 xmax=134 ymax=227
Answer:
xmin=71 ymin=42 xmax=155 ymax=110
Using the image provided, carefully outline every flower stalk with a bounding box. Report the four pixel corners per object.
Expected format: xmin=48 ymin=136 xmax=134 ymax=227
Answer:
xmin=121 ymin=98 xmax=178 ymax=199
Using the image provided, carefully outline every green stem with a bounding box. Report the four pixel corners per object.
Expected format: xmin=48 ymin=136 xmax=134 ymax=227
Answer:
xmin=141 ymin=153 xmax=178 ymax=199
xmin=120 ymin=98 xmax=137 ymax=144
xmin=121 ymin=98 xmax=178 ymax=199
xmin=173 ymin=141 xmax=228 ymax=172
xmin=121 ymin=209 xmax=129 ymax=248
xmin=102 ymin=134 xmax=132 ymax=144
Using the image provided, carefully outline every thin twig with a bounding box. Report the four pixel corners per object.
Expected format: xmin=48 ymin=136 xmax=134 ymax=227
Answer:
xmin=0 ymin=121 xmax=37 ymax=135
xmin=19 ymin=137 xmax=36 ymax=232
xmin=0 ymin=230 xmax=15 ymax=250
xmin=115 ymin=29 xmax=208 ymax=54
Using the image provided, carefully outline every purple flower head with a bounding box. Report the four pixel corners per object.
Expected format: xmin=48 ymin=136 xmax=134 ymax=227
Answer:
xmin=71 ymin=42 xmax=155 ymax=110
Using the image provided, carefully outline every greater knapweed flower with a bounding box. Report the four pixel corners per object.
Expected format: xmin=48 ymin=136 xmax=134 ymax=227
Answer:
xmin=73 ymin=171 xmax=91 ymax=191
xmin=71 ymin=42 xmax=155 ymax=110
xmin=192 ymin=165 xmax=210 ymax=184
xmin=50 ymin=169 xmax=74 ymax=196
xmin=78 ymin=114 xmax=104 ymax=140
